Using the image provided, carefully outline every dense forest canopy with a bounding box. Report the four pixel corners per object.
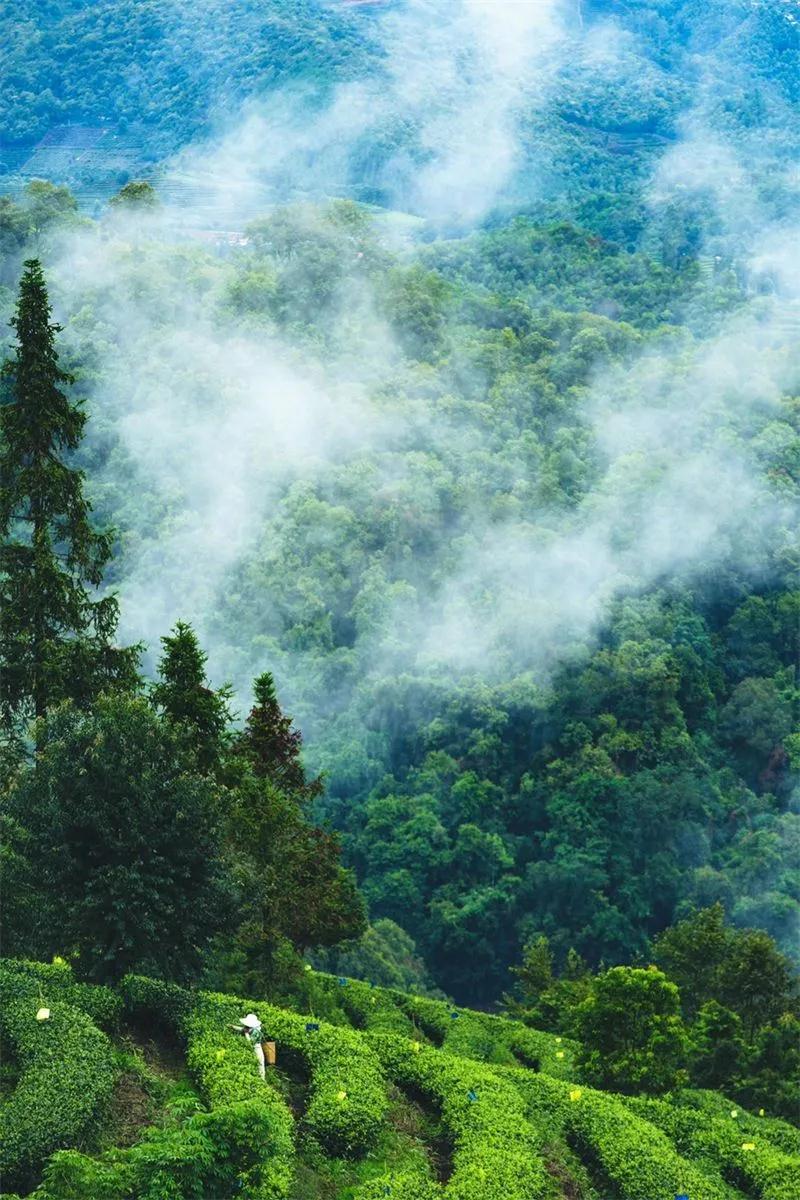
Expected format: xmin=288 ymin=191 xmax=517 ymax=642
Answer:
xmin=1 ymin=0 xmax=799 ymax=1010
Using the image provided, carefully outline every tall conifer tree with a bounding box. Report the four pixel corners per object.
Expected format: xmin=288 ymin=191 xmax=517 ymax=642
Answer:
xmin=0 ymin=259 xmax=138 ymax=733
xmin=151 ymin=621 xmax=232 ymax=771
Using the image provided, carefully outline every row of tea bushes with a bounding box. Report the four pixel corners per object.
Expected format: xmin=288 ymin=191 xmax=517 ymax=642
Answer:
xmin=319 ymin=974 xmax=418 ymax=1037
xmin=0 ymin=957 xmax=122 ymax=1031
xmin=192 ymin=990 xmax=389 ymax=1158
xmin=371 ymin=1032 xmax=549 ymax=1200
xmin=626 ymin=1095 xmax=800 ymax=1200
xmin=508 ymin=1067 xmax=731 ymax=1200
xmin=674 ymin=1090 xmax=800 ymax=1158
xmin=0 ymin=967 xmax=116 ymax=1194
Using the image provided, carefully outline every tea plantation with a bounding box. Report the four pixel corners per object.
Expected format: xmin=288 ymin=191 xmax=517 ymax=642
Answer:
xmin=1 ymin=958 xmax=797 ymax=1200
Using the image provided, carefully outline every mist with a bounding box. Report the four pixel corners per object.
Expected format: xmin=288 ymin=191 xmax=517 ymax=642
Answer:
xmin=21 ymin=0 xmax=797 ymax=752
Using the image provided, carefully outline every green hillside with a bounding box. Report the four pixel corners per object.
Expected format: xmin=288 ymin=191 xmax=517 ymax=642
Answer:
xmin=2 ymin=957 xmax=798 ymax=1200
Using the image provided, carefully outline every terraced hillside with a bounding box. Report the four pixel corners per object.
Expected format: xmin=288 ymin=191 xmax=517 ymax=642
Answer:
xmin=1 ymin=959 xmax=798 ymax=1200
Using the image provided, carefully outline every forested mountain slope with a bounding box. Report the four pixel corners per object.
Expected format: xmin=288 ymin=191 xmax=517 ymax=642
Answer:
xmin=1 ymin=0 xmax=799 ymax=1010
xmin=1 ymin=187 xmax=796 ymax=1005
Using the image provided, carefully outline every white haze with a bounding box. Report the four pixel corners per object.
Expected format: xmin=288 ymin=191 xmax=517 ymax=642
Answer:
xmin=33 ymin=0 xmax=800 ymax=711
xmin=165 ymin=0 xmax=568 ymax=228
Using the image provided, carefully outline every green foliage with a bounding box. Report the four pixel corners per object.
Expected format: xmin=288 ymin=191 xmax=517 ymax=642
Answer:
xmin=0 ymin=967 xmax=116 ymax=1193
xmin=151 ymin=621 xmax=233 ymax=773
xmin=107 ymin=181 xmax=159 ymax=210
xmin=564 ymin=1087 xmax=728 ymax=1200
xmin=2 ymin=959 xmax=798 ymax=1198
xmin=0 ymin=957 xmax=122 ymax=1030
xmin=119 ymin=973 xmax=195 ymax=1033
xmin=624 ymin=1093 xmax=800 ymax=1200
xmin=0 ymin=258 xmax=138 ymax=734
xmin=576 ymin=966 xmax=688 ymax=1094
xmin=689 ymin=1001 xmax=747 ymax=1092
xmin=3 ymin=694 xmax=230 ymax=982
xmin=308 ymin=918 xmax=441 ymax=996
xmin=371 ymin=1033 xmax=549 ymax=1200
xmin=192 ymin=989 xmax=389 ymax=1158
xmin=654 ymin=905 xmax=799 ymax=1035
xmin=328 ymin=975 xmax=417 ymax=1038
xmin=234 ymin=671 xmax=322 ymax=800
xmin=0 ymin=0 xmax=372 ymax=148
xmin=184 ymin=998 xmax=295 ymax=1197
xmin=353 ymin=1173 xmax=441 ymax=1200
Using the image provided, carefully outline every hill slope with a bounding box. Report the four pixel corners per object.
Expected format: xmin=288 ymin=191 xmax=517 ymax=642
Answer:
xmin=2 ymin=957 xmax=799 ymax=1200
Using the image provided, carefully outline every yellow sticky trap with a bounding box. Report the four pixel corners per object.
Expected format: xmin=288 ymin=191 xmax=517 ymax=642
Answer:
xmin=412 ymin=1041 xmax=421 ymax=1053
xmin=36 ymin=1008 xmax=50 ymax=1021
xmin=52 ymin=956 xmax=67 ymax=967
xmin=759 ymin=1109 xmax=765 ymax=1117
xmin=742 ymin=1143 xmax=755 ymax=1151
xmin=215 ymin=1049 xmax=226 ymax=1061
xmin=304 ymin=964 xmax=312 ymax=972
xmin=556 ymin=1050 xmax=565 ymax=1059
xmin=569 ymin=1089 xmax=582 ymax=1102
xmin=336 ymin=1090 xmax=347 ymax=1102
xmin=731 ymin=1110 xmax=739 ymax=1119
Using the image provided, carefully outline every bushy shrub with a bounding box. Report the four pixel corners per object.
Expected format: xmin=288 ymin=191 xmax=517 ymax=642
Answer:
xmin=354 ymin=1171 xmax=441 ymax=1199
xmin=38 ymin=1101 xmax=292 ymax=1200
xmin=0 ymin=968 xmax=116 ymax=1193
xmin=508 ymin=1068 xmax=728 ymax=1200
xmin=675 ymin=1089 xmax=800 ymax=1157
xmin=335 ymin=975 xmax=418 ymax=1036
xmin=370 ymin=1033 xmax=548 ymax=1200
xmin=185 ymin=995 xmax=295 ymax=1198
xmin=0 ymin=958 xmax=122 ymax=1031
xmin=625 ymin=1094 xmax=800 ymax=1200
xmin=576 ymin=966 xmax=688 ymax=1094
xmin=119 ymin=972 xmax=194 ymax=1032
xmin=476 ymin=1010 xmax=579 ymax=1079
xmin=190 ymin=989 xmax=388 ymax=1159
xmin=401 ymin=995 xmax=514 ymax=1066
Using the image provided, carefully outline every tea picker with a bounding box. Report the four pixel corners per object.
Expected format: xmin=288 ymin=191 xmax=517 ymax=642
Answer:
xmin=232 ymin=1012 xmax=276 ymax=1079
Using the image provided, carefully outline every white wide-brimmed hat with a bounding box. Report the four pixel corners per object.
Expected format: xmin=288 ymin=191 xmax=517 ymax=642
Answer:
xmin=241 ymin=1013 xmax=261 ymax=1028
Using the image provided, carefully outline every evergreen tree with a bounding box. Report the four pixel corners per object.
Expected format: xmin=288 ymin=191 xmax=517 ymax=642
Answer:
xmin=151 ymin=621 xmax=232 ymax=771
xmin=234 ymin=671 xmax=322 ymax=801
xmin=0 ymin=259 xmax=138 ymax=734
xmin=4 ymin=694 xmax=231 ymax=982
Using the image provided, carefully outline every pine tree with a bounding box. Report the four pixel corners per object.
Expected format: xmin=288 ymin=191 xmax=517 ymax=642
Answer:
xmin=151 ymin=621 xmax=233 ymax=771
xmin=0 ymin=259 xmax=138 ymax=734
xmin=235 ymin=671 xmax=323 ymax=801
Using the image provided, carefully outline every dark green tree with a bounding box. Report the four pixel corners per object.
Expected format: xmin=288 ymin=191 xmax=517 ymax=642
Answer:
xmin=233 ymin=671 xmax=322 ymax=801
xmin=151 ymin=621 xmax=232 ymax=772
xmin=507 ymin=934 xmax=554 ymax=1013
xmin=576 ymin=966 xmax=688 ymax=1094
xmin=737 ymin=1013 xmax=800 ymax=1122
xmin=219 ymin=767 xmax=365 ymax=996
xmin=2 ymin=694 xmax=231 ymax=982
xmin=652 ymin=903 xmax=731 ymax=1018
xmin=107 ymin=180 xmax=159 ymax=210
xmin=0 ymin=259 xmax=138 ymax=735
xmin=688 ymin=1000 xmax=747 ymax=1091
xmin=716 ymin=928 xmax=798 ymax=1039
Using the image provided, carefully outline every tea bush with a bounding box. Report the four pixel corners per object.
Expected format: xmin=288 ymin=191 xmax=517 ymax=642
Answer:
xmin=193 ymin=990 xmax=389 ymax=1157
xmin=327 ymin=975 xmax=417 ymax=1037
xmin=626 ymin=1095 xmax=800 ymax=1200
xmin=0 ymin=968 xmax=116 ymax=1193
xmin=371 ymin=1033 xmax=548 ymax=1200
xmin=0 ymin=957 xmax=122 ymax=1030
